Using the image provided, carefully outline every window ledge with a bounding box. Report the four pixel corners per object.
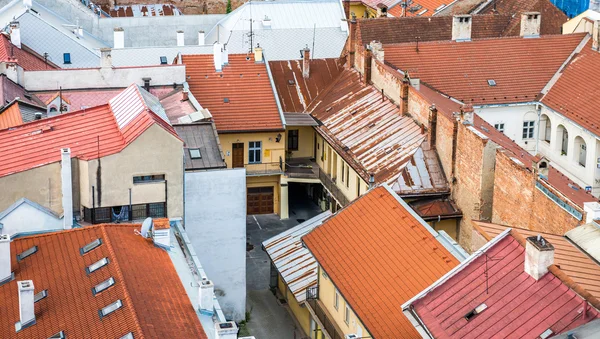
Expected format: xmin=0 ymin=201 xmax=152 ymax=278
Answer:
xmin=133 ymin=180 xmax=166 ymax=185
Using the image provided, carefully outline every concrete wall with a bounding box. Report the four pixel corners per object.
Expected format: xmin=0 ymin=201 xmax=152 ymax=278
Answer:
xmin=0 ymin=202 xmax=62 ymax=237
xmin=184 ymin=168 xmax=246 ymax=321
xmin=0 ymin=163 xmax=62 ymax=215
xmin=23 ymin=65 xmax=186 ymax=90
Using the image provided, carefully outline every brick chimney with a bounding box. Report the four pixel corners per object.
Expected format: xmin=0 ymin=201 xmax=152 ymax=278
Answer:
xmin=370 ymin=40 xmax=384 ymax=62
xmin=61 ymin=148 xmax=73 ymax=230
xmin=452 ymin=15 xmax=472 ymax=41
xmin=0 ymin=234 xmax=11 ymax=284
xmin=520 ymin=12 xmax=541 ymax=38
xmin=16 ymin=280 xmax=36 ymax=331
xmin=428 ymin=104 xmax=438 ymax=149
xmin=524 ymin=235 xmax=554 ymax=281
xmin=9 ymin=22 xmax=21 ymax=49
xmin=362 ymin=48 xmax=372 ymax=85
xmin=177 ymin=30 xmax=185 ymax=47
xmin=377 ymin=3 xmax=388 ymax=17
xmin=461 ymin=104 xmax=474 ymax=125
xmin=113 ymin=27 xmax=124 ymax=49
xmin=347 ymin=15 xmax=357 ymax=68
xmin=100 ymin=48 xmax=112 ymax=68
xmin=400 ymin=72 xmax=410 ymax=115
xmin=302 ymin=47 xmax=310 ymax=78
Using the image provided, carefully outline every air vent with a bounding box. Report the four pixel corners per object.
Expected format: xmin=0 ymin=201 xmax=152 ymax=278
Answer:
xmin=80 ymin=238 xmax=102 ymax=255
xmin=86 ymin=257 xmax=109 ymax=274
xmin=17 ymin=246 xmax=38 ymax=261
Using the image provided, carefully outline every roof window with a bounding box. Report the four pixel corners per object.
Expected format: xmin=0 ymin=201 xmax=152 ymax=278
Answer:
xmin=92 ymin=277 xmax=115 ymax=295
xmin=465 ymin=303 xmax=487 ymax=321
xmin=80 ymin=238 xmax=102 ymax=255
xmin=120 ymin=333 xmax=134 ymax=339
xmin=63 ymin=53 xmax=71 ymax=64
xmin=86 ymin=257 xmax=109 ymax=274
xmin=487 ymin=79 xmax=497 ymax=86
xmin=160 ymin=56 xmax=167 ymax=64
xmin=99 ymin=300 xmax=123 ymax=318
xmin=540 ymin=329 xmax=553 ymax=339
xmin=34 ymin=290 xmax=48 ymax=303
xmin=223 ymin=98 xmax=230 ymax=103
xmin=48 ymin=331 xmax=66 ymax=339
xmin=189 ymin=149 xmax=202 ymax=159
xmin=17 ymin=246 xmax=38 ymax=261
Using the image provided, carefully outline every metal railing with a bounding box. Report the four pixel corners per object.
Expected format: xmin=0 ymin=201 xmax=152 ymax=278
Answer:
xmin=319 ymin=168 xmax=350 ymax=207
xmin=244 ymin=158 xmax=284 ymax=176
xmin=306 ymin=296 xmax=345 ymax=339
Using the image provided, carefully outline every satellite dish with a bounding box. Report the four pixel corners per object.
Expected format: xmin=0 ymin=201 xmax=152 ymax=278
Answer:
xmin=140 ymin=218 xmax=153 ymax=238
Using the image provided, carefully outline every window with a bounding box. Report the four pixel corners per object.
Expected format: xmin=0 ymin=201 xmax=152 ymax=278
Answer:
xmin=345 ymin=304 xmax=350 ymax=324
xmin=345 ymin=166 xmax=350 ymax=188
xmin=49 ymin=331 xmax=66 ymax=339
xmin=120 ymin=333 xmax=134 ymax=339
xmin=63 ymin=53 xmax=71 ymax=64
xmin=17 ymin=246 xmax=38 ymax=261
xmin=522 ymin=121 xmax=535 ymax=139
xmin=558 ymin=125 xmax=569 ymax=155
xmin=494 ymin=123 xmax=505 ymax=133
xmin=249 ymin=141 xmax=262 ymax=163
xmin=575 ymin=136 xmax=587 ymax=167
xmin=487 ymin=79 xmax=497 ymax=86
xmin=34 ymin=290 xmax=48 ymax=303
xmin=133 ymin=174 xmax=165 ymax=183
xmin=159 ymin=56 xmax=167 ymax=64
xmin=189 ymin=148 xmax=202 ymax=159
xmin=541 ymin=115 xmax=551 ymax=143
xmin=87 ymin=257 xmax=109 ymax=274
xmin=287 ymin=130 xmax=299 ymax=151
xmin=93 ymin=277 xmax=115 ymax=295
xmin=99 ymin=300 xmax=123 ymax=318
xmin=334 ymin=290 xmax=339 ymax=310
xmin=341 ymin=163 xmax=345 ymax=183
xmin=80 ymin=238 xmax=102 ymax=255
xmin=148 ymin=202 xmax=165 ymax=218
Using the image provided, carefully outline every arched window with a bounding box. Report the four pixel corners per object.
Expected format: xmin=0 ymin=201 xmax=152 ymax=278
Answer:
xmin=540 ymin=114 xmax=551 ymax=143
xmin=574 ymin=136 xmax=587 ymax=167
xmin=557 ymin=125 xmax=568 ymax=156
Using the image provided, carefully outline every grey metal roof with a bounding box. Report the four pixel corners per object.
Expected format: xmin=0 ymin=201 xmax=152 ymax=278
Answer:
xmin=283 ymin=112 xmax=317 ymax=126
xmin=0 ymin=197 xmax=61 ymax=221
xmin=137 ymin=85 xmax=171 ymax=125
xmin=111 ymin=45 xmax=213 ymax=67
xmin=565 ymin=223 xmax=600 ymax=262
xmin=175 ymin=123 xmax=227 ymax=170
xmin=262 ymin=211 xmax=332 ymax=303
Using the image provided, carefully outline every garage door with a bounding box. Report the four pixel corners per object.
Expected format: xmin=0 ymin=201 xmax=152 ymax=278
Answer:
xmin=247 ymin=187 xmax=274 ymax=215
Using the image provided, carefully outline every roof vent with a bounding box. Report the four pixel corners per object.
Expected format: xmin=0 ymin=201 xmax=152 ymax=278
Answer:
xmin=288 ymin=79 xmax=295 ymax=85
xmin=464 ymin=303 xmax=487 ymax=321
xmin=487 ymin=79 xmax=496 ymax=86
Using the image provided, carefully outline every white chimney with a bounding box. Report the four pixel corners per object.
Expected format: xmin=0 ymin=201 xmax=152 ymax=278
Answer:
xmin=262 ymin=16 xmax=272 ymax=28
xmin=213 ymin=43 xmax=223 ymax=72
xmin=61 ymin=148 xmax=73 ymax=230
xmin=199 ymin=279 xmax=215 ymax=315
xmin=10 ymin=22 xmax=21 ymax=49
xmin=152 ymin=227 xmax=171 ymax=249
xmin=215 ymin=321 xmax=239 ymax=339
xmin=370 ymin=40 xmax=384 ymax=62
xmin=198 ymin=30 xmax=205 ymax=45
xmin=0 ymin=234 xmax=11 ymax=283
xmin=593 ymin=20 xmax=600 ymax=51
xmin=17 ymin=280 xmax=35 ymax=329
xmin=524 ymin=235 xmax=554 ymax=281
xmin=302 ymin=47 xmax=310 ymax=78
xmin=452 ymin=15 xmax=472 ymax=41
xmin=23 ymin=0 xmax=32 ymax=9
xmin=177 ymin=30 xmax=185 ymax=47
xmin=113 ymin=27 xmax=124 ymax=49
xmin=100 ymin=48 xmax=112 ymax=68
xmin=584 ymin=202 xmax=600 ymax=223
xmin=254 ymin=45 xmax=263 ymax=63
xmin=222 ymin=44 xmax=229 ymax=65
xmin=77 ymin=26 xmax=84 ymax=38
xmin=520 ymin=12 xmax=541 ymax=38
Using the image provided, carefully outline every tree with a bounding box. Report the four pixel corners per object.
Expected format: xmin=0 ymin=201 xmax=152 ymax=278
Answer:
xmin=226 ymin=0 xmax=232 ymax=13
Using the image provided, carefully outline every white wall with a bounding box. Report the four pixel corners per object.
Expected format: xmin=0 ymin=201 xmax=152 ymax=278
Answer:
xmin=0 ymin=202 xmax=62 ymax=237
xmin=184 ymin=168 xmax=246 ymax=321
xmin=476 ymin=104 xmax=538 ymax=153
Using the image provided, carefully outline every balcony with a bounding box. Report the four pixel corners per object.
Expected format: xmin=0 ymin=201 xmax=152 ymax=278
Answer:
xmin=319 ymin=168 xmax=350 ymax=207
xmin=305 ymin=286 xmax=345 ymax=339
xmin=285 ymin=157 xmax=319 ymax=179
xmin=244 ymin=159 xmax=284 ymax=176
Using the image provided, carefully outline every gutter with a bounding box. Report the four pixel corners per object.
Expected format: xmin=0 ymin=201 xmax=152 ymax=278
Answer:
xmin=265 ymin=57 xmax=286 ymax=128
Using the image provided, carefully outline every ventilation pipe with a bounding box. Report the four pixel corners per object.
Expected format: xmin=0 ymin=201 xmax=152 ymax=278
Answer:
xmin=61 ymin=148 xmax=73 ymax=230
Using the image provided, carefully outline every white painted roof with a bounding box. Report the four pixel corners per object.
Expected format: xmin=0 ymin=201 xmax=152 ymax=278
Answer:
xmin=111 ymin=45 xmax=213 ymax=67
xmin=262 ymin=211 xmax=332 ymax=303
xmin=565 ymin=223 xmax=600 ymax=262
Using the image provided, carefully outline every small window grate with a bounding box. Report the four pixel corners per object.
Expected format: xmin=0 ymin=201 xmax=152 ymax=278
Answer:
xmin=87 ymin=257 xmax=109 ymax=274
xmin=17 ymin=246 xmax=38 ymax=261
xmin=92 ymin=277 xmax=115 ymax=295
xmin=189 ymin=149 xmax=202 ymax=159
xmin=34 ymin=290 xmax=48 ymax=303
xmin=99 ymin=300 xmax=123 ymax=318
xmin=80 ymin=239 xmax=102 ymax=255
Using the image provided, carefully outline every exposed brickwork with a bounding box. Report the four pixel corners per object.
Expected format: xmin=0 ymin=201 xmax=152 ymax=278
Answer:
xmin=97 ymin=0 xmax=246 ymax=15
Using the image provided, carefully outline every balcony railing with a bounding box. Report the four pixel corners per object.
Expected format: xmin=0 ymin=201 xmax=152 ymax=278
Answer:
xmin=285 ymin=157 xmax=319 ymax=179
xmin=245 ymin=158 xmax=284 ymax=176
xmin=306 ymin=293 xmax=345 ymax=339
xmin=319 ymin=168 xmax=350 ymax=207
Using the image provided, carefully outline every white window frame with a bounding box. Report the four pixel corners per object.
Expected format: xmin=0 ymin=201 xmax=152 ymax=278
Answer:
xmin=494 ymin=123 xmax=505 ymax=133
xmin=345 ymin=303 xmax=350 ymax=324
xmin=522 ymin=121 xmax=535 ymax=139
xmin=334 ymin=290 xmax=339 ymax=310
xmin=248 ymin=141 xmax=262 ymax=164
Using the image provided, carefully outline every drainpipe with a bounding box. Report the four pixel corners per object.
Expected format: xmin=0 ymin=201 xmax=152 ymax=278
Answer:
xmin=183 ymin=156 xmax=186 ymax=229
xmin=535 ymin=103 xmax=541 ymax=156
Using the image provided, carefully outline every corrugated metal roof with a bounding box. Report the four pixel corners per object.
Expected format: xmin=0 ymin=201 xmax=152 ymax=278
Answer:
xmin=392 ymin=144 xmax=449 ymax=195
xmin=109 ymin=4 xmax=183 ymax=17
xmin=565 ymin=223 xmax=600 ymax=263
xmin=263 ymin=211 xmax=331 ymax=303
xmin=283 ymin=113 xmax=317 ymax=126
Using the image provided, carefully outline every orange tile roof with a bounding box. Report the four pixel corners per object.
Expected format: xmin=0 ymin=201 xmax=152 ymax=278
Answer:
xmin=0 ymin=100 xmax=23 ymax=129
xmin=303 ymin=186 xmax=460 ymax=338
xmin=0 ymin=34 xmax=55 ymax=71
xmin=0 ymin=84 xmax=180 ymax=178
xmin=384 ymin=34 xmax=586 ymax=105
xmin=0 ymin=223 xmax=206 ymax=338
xmin=183 ymin=54 xmax=283 ymax=133
xmin=473 ymin=221 xmax=600 ymax=299
xmin=388 ymin=0 xmax=447 ymax=17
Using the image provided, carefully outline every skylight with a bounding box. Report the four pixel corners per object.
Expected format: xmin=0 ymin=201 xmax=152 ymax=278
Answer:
xmin=48 ymin=331 xmax=66 ymax=339
xmin=93 ymin=277 xmax=115 ymax=295
xmin=189 ymin=149 xmax=202 ymax=159
xmin=487 ymin=79 xmax=497 ymax=86
xmin=465 ymin=303 xmax=487 ymax=321
xmin=120 ymin=333 xmax=134 ymax=339
xmin=34 ymin=290 xmax=48 ymax=303
xmin=160 ymin=56 xmax=168 ymax=65
xmin=99 ymin=300 xmax=123 ymax=318
xmin=87 ymin=257 xmax=109 ymax=274
xmin=17 ymin=246 xmax=38 ymax=261
xmin=80 ymin=238 xmax=102 ymax=255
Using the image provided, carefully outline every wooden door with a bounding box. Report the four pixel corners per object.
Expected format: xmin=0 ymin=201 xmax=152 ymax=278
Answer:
xmin=247 ymin=187 xmax=274 ymax=214
xmin=232 ymin=143 xmax=244 ymax=168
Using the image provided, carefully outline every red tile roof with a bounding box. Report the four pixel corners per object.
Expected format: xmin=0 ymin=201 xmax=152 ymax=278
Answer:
xmin=542 ymin=40 xmax=600 ymax=138
xmin=0 ymin=34 xmax=56 ymax=71
xmin=478 ymin=0 xmax=568 ymax=36
xmin=183 ymin=54 xmax=284 ymax=133
xmin=384 ymin=34 xmax=586 ymax=105
xmin=408 ymin=231 xmax=600 ymax=338
xmin=0 ymin=100 xmax=23 ymax=129
xmin=0 ymin=84 xmax=180 ymax=178
xmin=0 ymin=223 xmax=206 ymax=338
xmin=388 ymin=0 xmax=449 ymax=17
xmin=303 ymin=186 xmax=460 ymax=338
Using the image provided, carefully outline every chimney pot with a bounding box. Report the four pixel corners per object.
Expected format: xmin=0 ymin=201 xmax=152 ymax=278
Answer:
xmin=61 ymin=148 xmax=73 ymax=230
xmin=524 ymin=235 xmax=554 ymax=280
xmin=113 ymin=27 xmax=124 ymax=49
xmin=177 ymin=30 xmax=185 ymax=47
xmin=452 ymin=15 xmax=472 ymax=41
xmin=254 ymin=44 xmax=264 ymax=63
xmin=9 ymin=22 xmax=21 ymax=49
xmin=0 ymin=234 xmax=11 ymax=283
xmin=302 ymin=47 xmax=310 ymax=78
xmin=198 ymin=31 xmax=205 ymax=45
xmin=520 ymin=12 xmax=541 ymax=38
xmin=17 ymin=280 xmax=35 ymax=330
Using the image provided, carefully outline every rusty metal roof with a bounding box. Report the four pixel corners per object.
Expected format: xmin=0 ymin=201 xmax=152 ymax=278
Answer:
xmin=392 ymin=143 xmax=449 ymax=196
xmin=107 ymin=4 xmax=182 ymax=17
xmin=262 ymin=211 xmax=332 ymax=303
xmin=408 ymin=197 xmax=462 ymax=221
xmin=308 ymin=69 xmax=425 ymax=185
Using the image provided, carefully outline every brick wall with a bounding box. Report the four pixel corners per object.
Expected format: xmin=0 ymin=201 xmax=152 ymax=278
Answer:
xmin=97 ymin=0 xmax=246 ymax=15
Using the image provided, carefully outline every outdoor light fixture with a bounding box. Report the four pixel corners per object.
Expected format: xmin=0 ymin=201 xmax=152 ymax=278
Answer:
xmin=275 ymin=133 xmax=282 ymax=142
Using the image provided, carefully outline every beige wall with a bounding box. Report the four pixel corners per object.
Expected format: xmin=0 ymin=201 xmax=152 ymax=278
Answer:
xmin=286 ymin=126 xmax=315 ymax=159
xmin=219 ymin=131 xmax=286 ymax=169
xmin=0 ymin=163 xmax=62 ymax=214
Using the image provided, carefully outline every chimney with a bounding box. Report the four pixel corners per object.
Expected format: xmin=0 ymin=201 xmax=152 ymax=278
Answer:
xmin=100 ymin=48 xmax=112 ymax=68
xmin=536 ymin=158 xmax=549 ymax=179
xmin=400 ymin=72 xmax=410 ymax=115
xmin=347 ymin=15 xmax=357 ymax=68
xmin=77 ymin=26 xmax=84 ymax=38
xmin=461 ymin=104 xmax=474 ymax=125
xmin=182 ymin=88 xmax=189 ymax=101
xmin=222 ymin=44 xmax=229 ymax=65
xmin=61 ymin=148 xmax=73 ymax=230
xmin=377 ymin=3 xmax=388 ymax=17
xmin=302 ymin=47 xmax=310 ymax=78
xmin=213 ymin=43 xmax=223 ymax=71
xmin=23 ymin=0 xmax=32 ymax=8
xmin=362 ymin=48 xmax=372 ymax=85
xmin=10 ymin=22 xmax=21 ymax=49
xmin=584 ymin=202 xmax=600 ymax=223
xmin=368 ymin=173 xmax=375 ymax=189
xmin=198 ymin=30 xmax=205 ymax=45
xmin=151 ymin=219 xmax=171 ymax=250
xmin=142 ymin=77 xmax=151 ymax=92
xmin=520 ymin=12 xmax=541 ymax=38
xmin=452 ymin=15 xmax=472 ymax=41
xmin=524 ymin=235 xmax=554 ymax=280
xmin=0 ymin=234 xmax=11 ymax=283
xmin=593 ymin=20 xmax=599 ymax=51
xmin=215 ymin=321 xmax=239 ymax=339
xmin=17 ymin=280 xmax=35 ymax=330
xmin=177 ymin=30 xmax=185 ymax=47
xmin=113 ymin=27 xmax=124 ymax=49
xmin=370 ymin=40 xmax=384 ymax=62
xmin=254 ymin=44 xmax=264 ymax=63
xmin=199 ymin=279 xmax=215 ymax=315
xmin=262 ymin=15 xmax=272 ymax=28
xmin=428 ymin=104 xmax=438 ymax=149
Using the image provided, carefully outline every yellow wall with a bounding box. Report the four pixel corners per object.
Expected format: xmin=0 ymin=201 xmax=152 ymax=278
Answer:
xmin=0 ymin=163 xmax=62 ymax=214
xmin=278 ymin=275 xmax=312 ymax=337
xmin=286 ymin=126 xmax=315 ymax=159
xmin=247 ymin=175 xmax=281 ymax=215
xmin=349 ymin=3 xmax=369 ymax=18
xmin=317 ymin=266 xmax=371 ymax=337
xmin=430 ymin=219 xmax=459 ymax=240
xmin=219 ymin=131 xmax=286 ymax=169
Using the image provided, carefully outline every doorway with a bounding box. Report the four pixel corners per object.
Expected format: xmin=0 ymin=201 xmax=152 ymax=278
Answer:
xmin=232 ymin=143 xmax=244 ymax=168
